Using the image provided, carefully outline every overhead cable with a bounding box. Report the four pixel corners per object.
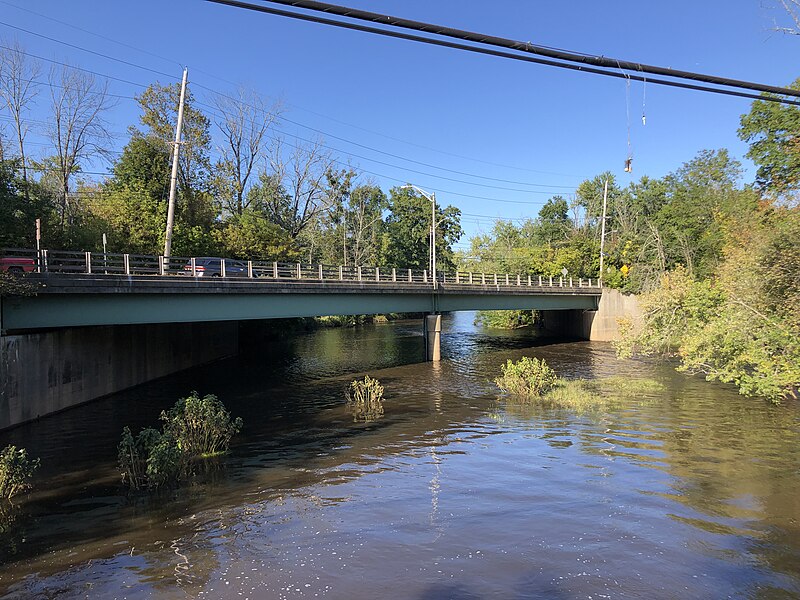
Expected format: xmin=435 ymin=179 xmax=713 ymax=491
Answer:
xmin=204 ymin=0 xmax=800 ymax=107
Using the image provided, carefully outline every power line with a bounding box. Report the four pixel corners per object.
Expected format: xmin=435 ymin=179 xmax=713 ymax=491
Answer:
xmin=1 ymin=15 xmax=588 ymax=187
xmin=205 ymin=0 xmax=800 ymax=107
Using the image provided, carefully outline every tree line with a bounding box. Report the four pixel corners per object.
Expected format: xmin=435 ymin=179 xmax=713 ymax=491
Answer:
xmin=0 ymin=42 xmax=462 ymax=270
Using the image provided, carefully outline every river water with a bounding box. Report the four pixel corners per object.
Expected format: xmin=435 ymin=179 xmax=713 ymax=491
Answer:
xmin=0 ymin=312 xmax=798 ymax=599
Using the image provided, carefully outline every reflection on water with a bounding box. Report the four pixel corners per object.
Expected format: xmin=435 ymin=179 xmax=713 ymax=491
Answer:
xmin=0 ymin=311 xmax=799 ymax=599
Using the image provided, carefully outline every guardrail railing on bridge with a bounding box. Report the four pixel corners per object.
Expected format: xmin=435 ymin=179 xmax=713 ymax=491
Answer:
xmin=1 ymin=248 xmax=602 ymax=290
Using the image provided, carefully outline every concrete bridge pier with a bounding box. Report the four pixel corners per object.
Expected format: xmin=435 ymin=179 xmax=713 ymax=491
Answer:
xmin=424 ymin=314 xmax=442 ymax=361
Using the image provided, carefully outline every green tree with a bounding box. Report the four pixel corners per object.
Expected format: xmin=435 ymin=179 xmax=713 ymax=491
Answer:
xmin=380 ymin=186 xmax=462 ymax=271
xmin=738 ymin=79 xmax=800 ymax=200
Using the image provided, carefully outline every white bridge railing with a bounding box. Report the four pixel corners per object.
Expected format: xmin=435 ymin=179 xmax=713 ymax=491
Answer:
xmin=1 ymin=248 xmax=602 ymax=290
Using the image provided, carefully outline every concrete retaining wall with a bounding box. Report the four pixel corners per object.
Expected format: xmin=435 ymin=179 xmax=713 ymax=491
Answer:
xmin=0 ymin=321 xmax=238 ymax=430
xmin=584 ymin=288 xmax=641 ymax=342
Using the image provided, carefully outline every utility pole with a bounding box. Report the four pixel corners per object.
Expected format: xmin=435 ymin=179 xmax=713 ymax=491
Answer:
xmin=163 ymin=68 xmax=188 ymax=260
xmin=598 ymin=177 xmax=609 ymax=285
xmin=431 ymin=191 xmax=437 ymax=290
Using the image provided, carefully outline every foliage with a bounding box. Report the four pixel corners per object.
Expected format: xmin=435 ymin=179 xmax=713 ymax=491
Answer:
xmin=0 ymin=270 xmax=37 ymax=297
xmin=118 ymin=393 xmax=242 ymax=489
xmin=616 ymin=207 xmax=800 ymax=402
xmin=475 ymin=310 xmax=538 ymax=329
xmin=346 ymin=376 xmax=385 ymax=422
xmin=0 ymin=445 xmax=39 ymax=500
xmin=117 ymin=426 xmax=182 ymax=490
xmin=738 ymin=78 xmax=800 ymax=199
xmin=161 ymin=392 xmax=243 ymax=457
xmin=380 ymin=186 xmax=463 ymax=271
xmin=495 ymin=357 xmax=558 ymax=399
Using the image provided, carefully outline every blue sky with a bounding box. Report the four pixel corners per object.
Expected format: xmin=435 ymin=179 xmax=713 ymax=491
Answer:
xmin=1 ymin=0 xmax=797 ymax=246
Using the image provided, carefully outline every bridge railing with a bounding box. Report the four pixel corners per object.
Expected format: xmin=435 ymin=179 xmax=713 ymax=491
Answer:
xmin=2 ymin=248 xmax=601 ymax=289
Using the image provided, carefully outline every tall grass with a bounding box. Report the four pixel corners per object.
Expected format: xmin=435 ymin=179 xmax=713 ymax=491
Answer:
xmin=347 ymin=376 xmax=385 ymax=422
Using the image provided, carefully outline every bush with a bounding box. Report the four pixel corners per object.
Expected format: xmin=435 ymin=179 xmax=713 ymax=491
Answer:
xmin=495 ymin=357 xmax=558 ymax=399
xmin=118 ymin=427 xmax=183 ymax=490
xmin=347 ymin=376 xmax=385 ymax=422
xmin=0 ymin=445 xmax=39 ymax=500
xmin=118 ymin=393 xmax=242 ymax=490
xmin=161 ymin=392 xmax=243 ymax=458
xmin=475 ymin=310 xmax=538 ymax=329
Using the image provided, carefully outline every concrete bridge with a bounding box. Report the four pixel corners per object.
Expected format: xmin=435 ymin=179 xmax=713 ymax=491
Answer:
xmin=0 ymin=249 xmax=615 ymax=430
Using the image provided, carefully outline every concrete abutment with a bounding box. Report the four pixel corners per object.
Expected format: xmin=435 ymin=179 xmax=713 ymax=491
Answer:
xmin=0 ymin=321 xmax=238 ymax=431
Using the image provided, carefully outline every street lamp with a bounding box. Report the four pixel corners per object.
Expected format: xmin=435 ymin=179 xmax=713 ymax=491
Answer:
xmin=401 ymin=184 xmax=437 ymax=288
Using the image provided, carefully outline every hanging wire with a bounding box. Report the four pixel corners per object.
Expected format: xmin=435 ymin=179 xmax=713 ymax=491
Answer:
xmin=624 ymin=77 xmax=633 ymax=173
xmin=642 ymin=75 xmax=647 ymax=126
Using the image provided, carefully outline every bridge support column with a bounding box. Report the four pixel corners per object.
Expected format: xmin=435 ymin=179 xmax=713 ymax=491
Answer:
xmin=423 ymin=314 xmax=441 ymax=362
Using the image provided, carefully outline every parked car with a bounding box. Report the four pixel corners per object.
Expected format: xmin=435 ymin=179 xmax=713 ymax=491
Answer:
xmin=182 ymin=257 xmax=248 ymax=277
xmin=0 ymin=257 xmax=36 ymax=273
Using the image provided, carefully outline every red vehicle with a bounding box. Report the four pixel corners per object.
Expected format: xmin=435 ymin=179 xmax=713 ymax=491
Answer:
xmin=0 ymin=257 xmax=37 ymax=273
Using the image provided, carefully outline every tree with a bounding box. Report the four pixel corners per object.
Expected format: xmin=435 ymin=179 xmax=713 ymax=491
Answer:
xmin=532 ymin=195 xmax=571 ymax=246
xmin=380 ymin=186 xmax=462 ymax=271
xmin=45 ymin=65 xmax=113 ymax=235
xmin=252 ymin=138 xmax=339 ymax=239
xmin=213 ymin=88 xmax=280 ymax=216
xmin=0 ymin=40 xmax=39 ymax=195
xmin=738 ymin=78 xmax=800 ymax=201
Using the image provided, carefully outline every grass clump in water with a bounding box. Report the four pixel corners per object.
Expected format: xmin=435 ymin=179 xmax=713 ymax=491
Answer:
xmin=495 ymin=357 xmax=558 ymax=399
xmin=347 ymin=376 xmax=385 ymax=422
xmin=495 ymin=358 xmax=664 ymax=411
xmin=118 ymin=392 xmax=242 ymax=490
xmin=0 ymin=445 xmax=39 ymax=500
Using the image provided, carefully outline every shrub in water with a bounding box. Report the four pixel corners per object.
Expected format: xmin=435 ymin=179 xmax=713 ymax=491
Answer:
xmin=118 ymin=393 xmax=242 ymax=490
xmin=118 ymin=427 xmax=183 ymax=490
xmin=0 ymin=445 xmax=39 ymax=500
xmin=495 ymin=357 xmax=558 ymax=399
xmin=161 ymin=392 xmax=243 ymax=458
xmin=347 ymin=376 xmax=385 ymax=422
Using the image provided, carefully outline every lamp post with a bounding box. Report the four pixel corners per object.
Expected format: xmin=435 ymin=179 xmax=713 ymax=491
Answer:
xmin=401 ymin=184 xmax=437 ymax=289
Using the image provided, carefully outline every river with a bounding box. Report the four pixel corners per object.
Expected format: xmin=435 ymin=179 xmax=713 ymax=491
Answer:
xmin=0 ymin=312 xmax=798 ymax=599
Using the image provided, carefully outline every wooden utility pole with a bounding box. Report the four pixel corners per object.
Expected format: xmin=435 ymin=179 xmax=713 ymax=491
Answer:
xmin=163 ymin=68 xmax=188 ymax=260
xmin=598 ymin=177 xmax=609 ymax=285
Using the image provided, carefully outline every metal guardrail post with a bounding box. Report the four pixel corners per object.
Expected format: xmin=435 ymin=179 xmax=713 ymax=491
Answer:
xmin=85 ymin=252 xmax=92 ymax=274
xmin=588 ymin=278 xmax=592 ymax=287
xmin=248 ymin=261 xmax=254 ymax=278
xmin=538 ymin=275 xmax=542 ymax=286
xmin=517 ymin=274 xmax=521 ymax=286
xmin=297 ymin=263 xmax=301 ymax=279
xmin=375 ymin=267 xmax=380 ymax=281
xmin=191 ymin=257 xmax=196 ymax=276
xmin=408 ymin=268 xmax=412 ymax=282
xmin=493 ymin=273 xmax=497 ymax=285
xmin=423 ymin=270 xmax=428 ymax=283
xmin=481 ymin=273 xmax=485 ymax=285
xmin=392 ymin=268 xmax=396 ymax=282
xmin=273 ymin=262 xmax=278 ymax=278
xmin=456 ymin=272 xmax=460 ymax=284
xmin=319 ymin=264 xmax=323 ymax=280
xmin=339 ymin=265 xmax=343 ymax=280
xmin=357 ymin=266 xmax=362 ymax=281
xmin=505 ymin=274 xmax=510 ymax=285
xmin=469 ymin=272 xmax=473 ymax=284
xmin=569 ymin=277 xmax=573 ymax=287
xmin=158 ymin=256 xmax=165 ymax=276
xmin=579 ymin=278 xmax=582 ymax=287
xmin=221 ymin=259 xmax=226 ymax=278
xmin=549 ymin=276 xmax=553 ymax=286
xmin=559 ymin=277 xmax=563 ymax=287
xmin=528 ymin=275 xmax=532 ymax=286
xmin=124 ymin=254 xmax=130 ymax=275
